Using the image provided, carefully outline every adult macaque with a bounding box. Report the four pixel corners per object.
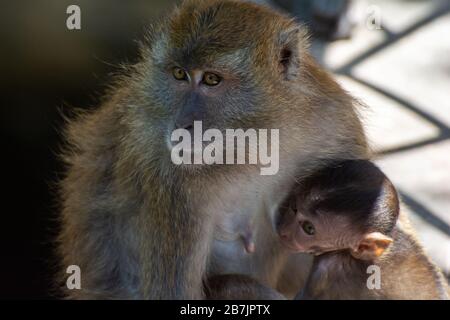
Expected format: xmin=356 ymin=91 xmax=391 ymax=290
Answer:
xmin=59 ymin=0 xmax=370 ymax=299
xmin=277 ymin=160 xmax=449 ymax=299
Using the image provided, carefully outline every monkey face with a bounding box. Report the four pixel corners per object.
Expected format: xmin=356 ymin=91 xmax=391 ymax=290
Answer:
xmin=276 ymin=196 xmax=320 ymax=253
xmin=276 ymin=193 xmax=362 ymax=256
xmin=276 ymin=160 xmax=400 ymax=257
xmin=166 ymin=65 xmax=260 ymax=132
xmin=276 ymin=194 xmax=317 ymax=252
xmin=146 ymin=47 xmax=268 ymax=156
xmin=138 ymin=1 xmax=311 ymax=155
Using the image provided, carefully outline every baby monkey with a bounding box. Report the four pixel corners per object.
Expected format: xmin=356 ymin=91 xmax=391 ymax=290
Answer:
xmin=277 ymin=160 xmax=449 ymax=300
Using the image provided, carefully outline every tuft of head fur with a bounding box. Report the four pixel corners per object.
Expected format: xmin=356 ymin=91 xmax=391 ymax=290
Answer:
xmin=295 ymin=160 xmax=399 ymax=235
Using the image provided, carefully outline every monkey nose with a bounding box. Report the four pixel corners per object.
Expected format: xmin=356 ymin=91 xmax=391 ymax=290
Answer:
xmin=282 ymin=234 xmax=291 ymax=242
xmin=278 ymin=230 xmax=291 ymax=240
xmin=276 ymin=219 xmax=292 ymax=237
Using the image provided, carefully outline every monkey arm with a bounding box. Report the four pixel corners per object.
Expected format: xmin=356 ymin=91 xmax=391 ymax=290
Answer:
xmin=139 ymin=200 xmax=215 ymax=299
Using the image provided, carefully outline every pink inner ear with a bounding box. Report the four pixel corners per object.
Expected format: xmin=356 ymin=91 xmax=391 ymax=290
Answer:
xmin=362 ymin=233 xmax=392 ymax=257
xmin=358 ymin=243 xmax=371 ymax=252
xmin=350 ymin=232 xmax=393 ymax=260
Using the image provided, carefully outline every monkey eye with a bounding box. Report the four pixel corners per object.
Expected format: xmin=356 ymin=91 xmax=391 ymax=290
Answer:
xmin=202 ymin=72 xmax=221 ymax=86
xmin=173 ymin=67 xmax=188 ymax=81
xmin=301 ymin=221 xmax=315 ymax=236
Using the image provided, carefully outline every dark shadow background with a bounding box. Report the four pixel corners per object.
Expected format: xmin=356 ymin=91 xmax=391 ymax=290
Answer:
xmin=0 ymin=0 xmax=177 ymax=299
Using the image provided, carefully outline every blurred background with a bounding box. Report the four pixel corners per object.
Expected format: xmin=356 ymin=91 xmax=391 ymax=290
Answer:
xmin=0 ymin=0 xmax=449 ymax=299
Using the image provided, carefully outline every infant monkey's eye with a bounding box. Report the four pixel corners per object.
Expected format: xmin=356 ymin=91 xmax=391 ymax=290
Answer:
xmin=173 ymin=67 xmax=188 ymax=81
xmin=203 ymin=72 xmax=221 ymax=86
xmin=301 ymin=221 xmax=315 ymax=235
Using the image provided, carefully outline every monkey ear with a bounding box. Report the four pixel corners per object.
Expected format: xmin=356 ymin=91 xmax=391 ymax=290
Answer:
xmin=277 ymin=25 xmax=301 ymax=80
xmin=351 ymin=232 xmax=393 ymax=261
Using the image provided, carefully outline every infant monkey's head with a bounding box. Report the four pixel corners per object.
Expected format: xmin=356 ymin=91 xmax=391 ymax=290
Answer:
xmin=276 ymin=160 xmax=400 ymax=261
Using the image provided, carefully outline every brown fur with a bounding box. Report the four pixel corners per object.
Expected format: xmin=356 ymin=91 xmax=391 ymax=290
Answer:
xmin=58 ymin=0 xmax=369 ymax=299
xmin=299 ymin=224 xmax=449 ymax=300
xmin=291 ymin=176 xmax=449 ymax=300
xmin=376 ymin=221 xmax=449 ymax=299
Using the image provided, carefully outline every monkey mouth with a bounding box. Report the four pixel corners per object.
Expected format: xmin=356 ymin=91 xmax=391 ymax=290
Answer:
xmin=308 ymin=247 xmax=340 ymax=256
xmin=307 ymin=249 xmax=323 ymax=256
xmin=278 ymin=241 xmax=331 ymax=256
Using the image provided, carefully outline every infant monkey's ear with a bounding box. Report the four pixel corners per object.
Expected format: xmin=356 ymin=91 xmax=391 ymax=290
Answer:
xmin=351 ymin=232 xmax=393 ymax=261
